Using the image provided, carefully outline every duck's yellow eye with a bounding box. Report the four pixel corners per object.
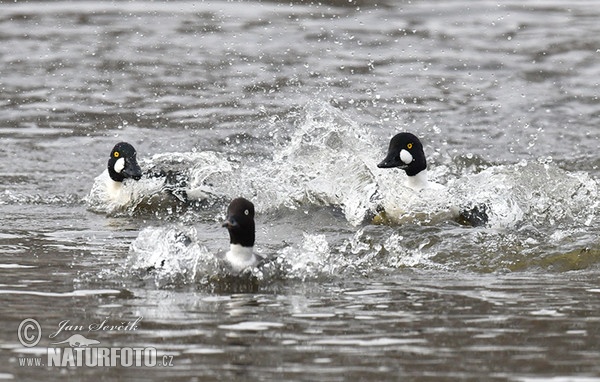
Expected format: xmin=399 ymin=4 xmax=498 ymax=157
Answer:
xmin=114 ymin=151 xmax=120 ymax=158
xmin=244 ymin=209 xmax=249 ymax=216
xmin=407 ymin=143 xmax=413 ymax=149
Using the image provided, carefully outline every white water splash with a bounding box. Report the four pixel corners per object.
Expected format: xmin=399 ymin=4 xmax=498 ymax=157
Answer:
xmin=143 ymin=151 xmax=235 ymax=201
xmin=115 ymin=102 xmax=599 ymax=280
xmin=448 ymin=161 xmax=599 ymax=228
xmin=86 ymin=170 xmax=165 ymax=214
xmin=127 ymin=225 xmax=221 ymax=287
xmin=86 ymin=103 xmax=598 ymax=232
xmin=245 ymin=102 xmax=382 ymax=225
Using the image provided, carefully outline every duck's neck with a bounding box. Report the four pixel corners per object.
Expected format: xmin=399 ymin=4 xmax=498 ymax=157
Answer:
xmin=104 ymin=171 xmax=124 ymax=199
xmin=406 ymin=170 xmax=429 ymax=190
xmin=226 ymin=244 xmax=256 ymax=272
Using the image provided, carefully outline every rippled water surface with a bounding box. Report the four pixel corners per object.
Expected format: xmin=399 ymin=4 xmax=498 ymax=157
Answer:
xmin=1 ymin=1 xmax=599 ymax=381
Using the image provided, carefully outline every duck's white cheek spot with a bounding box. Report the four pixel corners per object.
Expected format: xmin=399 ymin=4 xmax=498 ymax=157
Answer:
xmin=400 ymin=149 xmax=413 ymax=164
xmin=114 ymin=157 xmax=125 ymax=173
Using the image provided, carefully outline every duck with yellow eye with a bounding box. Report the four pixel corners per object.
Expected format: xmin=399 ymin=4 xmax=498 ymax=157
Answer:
xmin=88 ymin=141 xmax=225 ymax=215
xmin=108 ymin=142 xmax=143 ymax=183
xmin=377 ymin=132 xmax=432 ymax=190
xmin=86 ymin=142 xmax=152 ymax=213
xmin=375 ymin=132 xmax=488 ymax=226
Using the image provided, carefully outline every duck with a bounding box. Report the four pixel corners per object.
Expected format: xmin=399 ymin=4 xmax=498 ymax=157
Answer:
xmin=86 ymin=142 xmax=147 ymax=212
xmin=87 ymin=142 xmax=220 ymax=214
xmin=107 ymin=142 xmax=143 ymax=184
xmin=376 ymin=132 xmax=488 ymax=226
xmin=138 ymin=197 xmax=262 ymax=278
xmin=220 ymin=197 xmax=262 ymax=273
xmin=377 ymin=132 xmax=442 ymax=191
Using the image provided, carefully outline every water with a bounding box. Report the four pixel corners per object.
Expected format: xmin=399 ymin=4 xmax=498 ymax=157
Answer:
xmin=1 ymin=0 xmax=599 ymax=380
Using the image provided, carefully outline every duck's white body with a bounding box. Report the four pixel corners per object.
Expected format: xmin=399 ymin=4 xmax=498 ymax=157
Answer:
xmin=86 ymin=142 xmax=147 ymax=213
xmin=87 ymin=169 xmax=135 ymax=211
xmin=378 ymin=172 xmax=456 ymax=225
xmin=404 ymin=170 xmax=446 ymax=191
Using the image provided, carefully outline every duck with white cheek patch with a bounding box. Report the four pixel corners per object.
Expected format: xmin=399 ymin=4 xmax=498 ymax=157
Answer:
xmin=376 ymin=132 xmax=488 ymax=226
xmin=108 ymin=142 xmax=143 ymax=184
xmin=377 ymin=132 xmax=441 ymax=191
xmin=88 ymin=141 xmax=215 ymax=214
xmin=86 ymin=142 xmax=146 ymax=213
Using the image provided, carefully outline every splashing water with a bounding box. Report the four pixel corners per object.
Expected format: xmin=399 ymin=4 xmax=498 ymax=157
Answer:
xmin=268 ymin=102 xmax=381 ymax=225
xmin=202 ymin=102 xmax=383 ymax=225
xmin=86 ymin=102 xmax=598 ymax=233
xmin=143 ymin=151 xmax=236 ymax=201
xmin=85 ymin=171 xmax=165 ymax=215
xmin=449 ymin=160 xmax=598 ymax=229
xmin=127 ymin=225 xmax=221 ymax=288
xmin=121 ymin=102 xmax=599 ymax=282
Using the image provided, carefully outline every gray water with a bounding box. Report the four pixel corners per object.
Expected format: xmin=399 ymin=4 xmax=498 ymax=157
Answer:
xmin=1 ymin=1 xmax=599 ymax=381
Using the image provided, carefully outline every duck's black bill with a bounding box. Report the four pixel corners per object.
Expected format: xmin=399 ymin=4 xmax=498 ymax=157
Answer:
xmin=122 ymin=159 xmax=143 ymax=181
xmin=222 ymin=217 xmax=239 ymax=229
xmin=377 ymin=156 xmax=405 ymax=169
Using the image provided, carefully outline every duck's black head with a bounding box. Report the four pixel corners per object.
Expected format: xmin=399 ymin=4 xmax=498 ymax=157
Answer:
xmin=107 ymin=142 xmax=143 ymax=182
xmin=377 ymin=132 xmax=427 ymax=176
xmin=222 ymin=197 xmax=255 ymax=248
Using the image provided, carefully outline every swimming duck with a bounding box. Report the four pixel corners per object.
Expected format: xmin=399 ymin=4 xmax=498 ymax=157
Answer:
xmin=88 ymin=143 xmax=221 ymax=214
xmin=86 ymin=142 xmax=146 ymax=212
xmin=376 ymin=132 xmax=488 ymax=226
xmin=108 ymin=142 xmax=143 ymax=184
xmin=378 ymin=132 xmax=441 ymax=191
xmin=220 ymin=197 xmax=262 ymax=273
xmin=137 ymin=197 xmax=262 ymax=278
